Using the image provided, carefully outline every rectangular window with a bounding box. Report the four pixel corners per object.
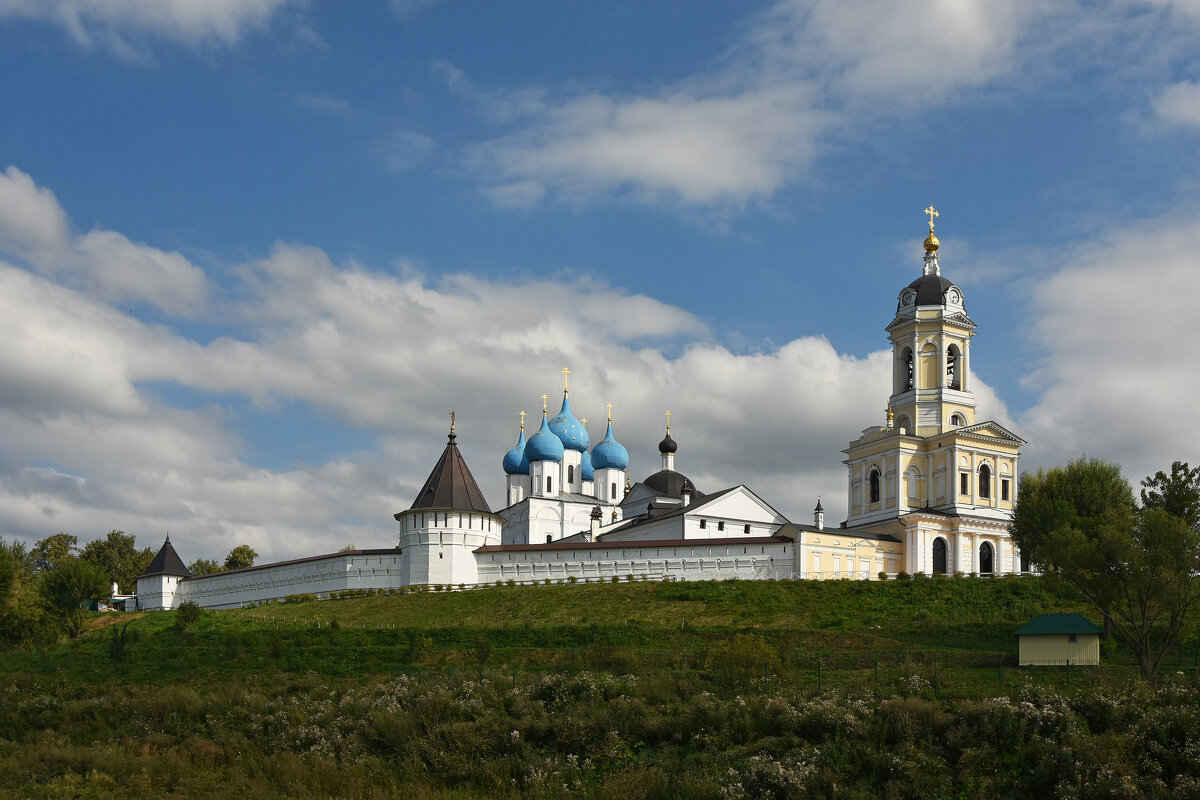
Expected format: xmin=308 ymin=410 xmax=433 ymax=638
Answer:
xmin=699 ymin=519 xmax=706 ymax=529
xmin=1068 ymin=634 xmax=1078 ymax=644
xmin=960 ymin=473 xmax=969 ymax=495
xmin=717 ymin=521 xmax=725 ymax=532
xmin=611 ymin=482 xmax=616 ymax=500
xmin=547 ymin=477 xmax=553 ymax=494
xmin=744 ymin=524 xmax=751 ymax=534
xmin=1001 ymin=479 xmax=1010 ymax=501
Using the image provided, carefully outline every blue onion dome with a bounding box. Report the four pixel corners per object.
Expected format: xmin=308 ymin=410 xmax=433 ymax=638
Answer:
xmin=525 ymin=413 xmax=565 ymax=463
xmin=549 ymin=393 xmax=589 ymax=452
xmin=591 ymin=423 xmax=629 ymax=471
xmin=502 ymin=429 xmax=530 ymax=475
xmin=580 ymin=449 xmax=595 ymax=482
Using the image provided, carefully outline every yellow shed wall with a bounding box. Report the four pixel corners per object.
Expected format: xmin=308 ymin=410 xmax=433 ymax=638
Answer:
xmin=1018 ymin=634 xmax=1100 ymax=666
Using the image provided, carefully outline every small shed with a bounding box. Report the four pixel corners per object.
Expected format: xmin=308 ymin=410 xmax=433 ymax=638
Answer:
xmin=1014 ymin=613 xmax=1102 ymax=666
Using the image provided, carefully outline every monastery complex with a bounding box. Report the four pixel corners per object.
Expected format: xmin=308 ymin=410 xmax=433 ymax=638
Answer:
xmin=137 ymin=212 xmax=1028 ymax=610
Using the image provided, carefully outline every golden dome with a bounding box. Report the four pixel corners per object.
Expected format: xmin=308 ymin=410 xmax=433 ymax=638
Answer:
xmin=923 ymin=231 xmax=940 ymax=252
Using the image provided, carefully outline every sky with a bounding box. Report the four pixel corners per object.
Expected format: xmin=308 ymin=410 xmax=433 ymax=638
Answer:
xmin=1 ymin=0 xmax=1199 ymax=564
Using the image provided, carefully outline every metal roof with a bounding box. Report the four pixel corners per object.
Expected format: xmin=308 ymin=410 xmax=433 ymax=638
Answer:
xmin=138 ymin=536 xmax=191 ymax=578
xmin=1013 ymin=613 xmax=1103 ymax=636
xmin=407 ymin=432 xmax=493 ymax=514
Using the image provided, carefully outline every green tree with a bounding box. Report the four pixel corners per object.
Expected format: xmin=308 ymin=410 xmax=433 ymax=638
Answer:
xmin=31 ymin=533 xmax=79 ymax=574
xmin=1141 ymin=461 xmax=1200 ymax=529
xmin=224 ymin=545 xmax=258 ymax=571
xmin=188 ymin=558 xmax=222 ymax=575
xmin=39 ymin=559 xmax=109 ymax=639
xmin=1011 ymin=459 xmax=1200 ymax=684
xmin=79 ymin=531 xmax=155 ymax=594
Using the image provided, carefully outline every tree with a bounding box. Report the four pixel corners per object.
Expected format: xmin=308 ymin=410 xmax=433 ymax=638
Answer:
xmin=1141 ymin=461 xmax=1200 ymax=529
xmin=39 ymin=559 xmax=109 ymax=639
xmin=188 ymin=558 xmax=222 ymax=576
xmin=79 ymin=531 xmax=155 ymax=594
xmin=0 ymin=538 xmax=52 ymax=646
xmin=1011 ymin=458 xmax=1200 ymax=684
xmin=224 ymin=545 xmax=258 ymax=571
xmin=31 ymin=533 xmax=79 ymax=574
xmin=1010 ymin=458 xmax=1135 ymax=636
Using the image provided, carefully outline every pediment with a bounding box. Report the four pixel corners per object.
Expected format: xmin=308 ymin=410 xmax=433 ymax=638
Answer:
xmin=938 ymin=420 xmax=1026 ymax=446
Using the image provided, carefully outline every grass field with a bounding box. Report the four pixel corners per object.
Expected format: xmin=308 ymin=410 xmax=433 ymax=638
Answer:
xmin=2 ymin=576 xmax=1198 ymax=799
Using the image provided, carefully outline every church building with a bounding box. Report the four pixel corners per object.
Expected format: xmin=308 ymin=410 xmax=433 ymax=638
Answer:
xmin=137 ymin=210 xmax=1028 ymax=609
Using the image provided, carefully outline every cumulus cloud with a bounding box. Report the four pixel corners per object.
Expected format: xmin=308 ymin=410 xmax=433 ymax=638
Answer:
xmin=0 ymin=167 xmax=209 ymax=315
xmin=0 ymin=0 xmax=297 ymax=53
xmin=0 ymin=178 xmax=929 ymax=559
xmin=1017 ymin=215 xmax=1200 ymax=484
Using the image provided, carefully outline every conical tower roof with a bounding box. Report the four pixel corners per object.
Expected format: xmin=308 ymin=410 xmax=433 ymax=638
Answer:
xmin=409 ymin=431 xmax=493 ymax=513
xmin=138 ymin=535 xmax=190 ymax=578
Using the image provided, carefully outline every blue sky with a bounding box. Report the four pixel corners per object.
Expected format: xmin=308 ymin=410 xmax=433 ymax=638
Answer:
xmin=1 ymin=0 xmax=1199 ymax=563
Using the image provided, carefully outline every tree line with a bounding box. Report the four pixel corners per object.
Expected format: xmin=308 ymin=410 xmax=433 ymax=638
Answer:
xmin=0 ymin=531 xmax=258 ymax=644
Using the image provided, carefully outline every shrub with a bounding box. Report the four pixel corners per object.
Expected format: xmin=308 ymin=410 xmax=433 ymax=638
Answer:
xmin=108 ymin=622 xmax=140 ymax=663
xmin=176 ymin=600 xmax=203 ymax=629
xmin=544 ymin=578 xmax=552 ymax=585
xmin=896 ymin=571 xmax=911 ymax=581
xmin=567 ymin=575 xmax=578 ymax=583
xmin=611 ymin=576 xmax=621 ymax=584
xmin=284 ymin=593 xmax=316 ymax=603
xmin=877 ymin=571 xmax=889 ymax=581
xmin=506 ymin=579 xmax=516 ymax=588
xmin=626 ymin=574 xmax=635 ymax=583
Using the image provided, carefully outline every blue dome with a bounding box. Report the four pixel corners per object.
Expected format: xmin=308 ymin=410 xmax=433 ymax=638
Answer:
xmin=549 ymin=394 xmax=589 ymax=452
xmin=591 ymin=423 xmax=629 ymax=471
xmin=502 ymin=429 xmax=530 ymax=475
xmin=580 ymin=450 xmax=595 ymax=482
xmin=525 ymin=414 xmax=565 ymax=463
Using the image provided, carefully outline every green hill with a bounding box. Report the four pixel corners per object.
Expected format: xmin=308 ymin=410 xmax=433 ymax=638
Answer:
xmin=1 ymin=576 xmax=1196 ymax=799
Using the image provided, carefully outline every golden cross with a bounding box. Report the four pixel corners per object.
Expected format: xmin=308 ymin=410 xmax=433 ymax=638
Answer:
xmin=924 ymin=205 xmax=939 ymax=232
xmin=605 ymin=402 xmax=613 ymax=423
xmin=518 ymin=410 xmax=527 ymax=430
xmin=560 ymin=366 xmax=571 ymax=393
xmin=665 ymin=409 xmax=672 ymax=433
xmin=540 ymin=394 xmax=549 ymax=414
xmin=449 ymin=410 xmax=455 ymax=434
xmin=580 ymin=417 xmax=588 ymax=426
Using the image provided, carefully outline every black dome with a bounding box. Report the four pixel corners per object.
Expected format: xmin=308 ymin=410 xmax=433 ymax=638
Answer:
xmin=658 ymin=433 xmax=677 ymax=454
xmin=907 ymin=274 xmax=955 ymax=306
xmin=644 ymin=469 xmax=699 ymax=498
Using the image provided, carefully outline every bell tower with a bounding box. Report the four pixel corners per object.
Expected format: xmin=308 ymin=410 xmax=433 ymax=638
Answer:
xmin=886 ymin=206 xmax=976 ymax=436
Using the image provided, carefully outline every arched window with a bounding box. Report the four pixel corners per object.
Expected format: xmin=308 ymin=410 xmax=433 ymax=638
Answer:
xmin=896 ymin=414 xmax=911 ymax=430
xmin=979 ymin=541 xmax=994 ymax=574
xmin=567 ymin=464 xmax=574 ymax=485
xmin=868 ymin=468 xmax=881 ymax=504
xmin=610 ymin=482 xmax=616 ymax=500
xmin=932 ymin=537 xmax=948 ymax=574
xmin=546 ymin=476 xmax=553 ymax=494
xmin=978 ymin=463 xmax=992 ymax=499
xmin=946 ymin=344 xmax=962 ymax=390
xmin=906 ymin=466 xmax=921 ymax=501
xmin=899 ymin=347 xmax=914 ymax=392
xmin=949 ymin=413 xmax=966 ymax=427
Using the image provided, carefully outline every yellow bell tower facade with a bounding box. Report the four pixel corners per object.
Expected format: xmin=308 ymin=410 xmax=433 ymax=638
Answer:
xmin=839 ymin=208 xmax=1028 ymax=576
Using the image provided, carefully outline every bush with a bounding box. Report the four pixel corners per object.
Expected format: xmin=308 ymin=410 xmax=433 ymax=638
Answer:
xmin=567 ymin=575 xmax=578 ymax=583
xmin=108 ymin=622 xmax=140 ymax=663
xmin=896 ymin=571 xmax=911 ymax=581
xmin=506 ymin=579 xmax=516 ymax=588
xmin=284 ymin=593 xmax=316 ymax=604
xmin=611 ymin=575 xmax=621 ymax=584
xmin=176 ymin=600 xmax=203 ymax=629
xmin=877 ymin=571 xmax=889 ymax=581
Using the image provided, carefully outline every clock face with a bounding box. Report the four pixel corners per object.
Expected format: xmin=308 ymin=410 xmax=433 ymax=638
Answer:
xmin=901 ymin=290 xmax=915 ymax=306
xmin=947 ymin=288 xmax=961 ymax=305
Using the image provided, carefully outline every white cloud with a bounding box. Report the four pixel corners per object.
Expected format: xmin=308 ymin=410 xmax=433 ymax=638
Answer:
xmin=1152 ymin=81 xmax=1200 ymax=128
xmin=0 ymin=0 xmax=297 ymax=51
xmin=472 ymin=86 xmax=832 ymax=206
xmin=0 ymin=167 xmax=210 ymax=315
xmin=1017 ymin=215 xmax=1200 ymax=484
xmin=463 ymin=0 xmax=1044 ymax=209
